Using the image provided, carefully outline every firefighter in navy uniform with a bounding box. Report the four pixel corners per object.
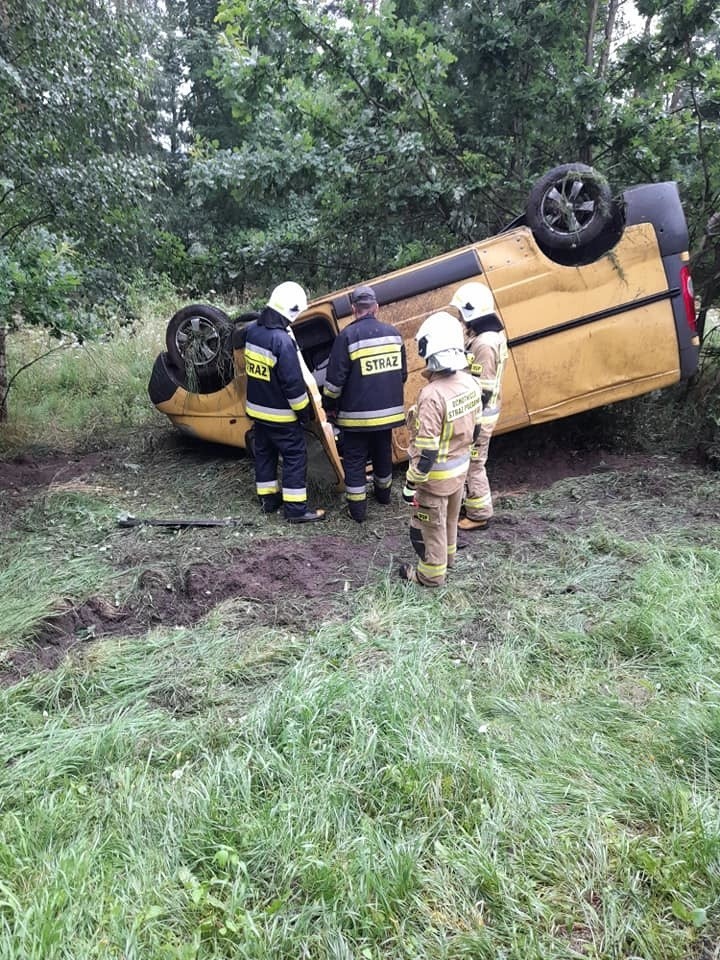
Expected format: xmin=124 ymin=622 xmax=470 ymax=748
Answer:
xmin=450 ymin=281 xmax=508 ymax=531
xmin=321 ymin=285 xmax=407 ymax=522
xmin=399 ymin=311 xmax=483 ymax=587
xmin=244 ymin=281 xmax=325 ymax=523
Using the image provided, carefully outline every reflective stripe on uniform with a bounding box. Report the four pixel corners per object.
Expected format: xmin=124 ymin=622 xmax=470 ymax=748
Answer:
xmin=418 ymin=559 xmax=447 ymax=578
xmin=349 ymin=344 xmax=403 ymax=363
xmin=481 ymin=412 xmax=500 ymax=429
xmin=427 ymin=453 xmax=470 ymax=481
xmin=481 ymin=402 xmax=500 ymax=423
xmin=465 ymin=493 xmax=492 ymax=510
xmin=348 ymin=335 xmax=401 ymax=357
xmin=415 ymin=435 xmax=440 ymax=452
xmin=346 ymin=489 xmax=367 ymax=502
xmin=336 ymin=406 xmax=404 ymax=428
xmin=324 ymin=381 xmax=342 ymax=398
xmin=244 ymin=346 xmax=276 ymax=366
xmin=374 ymin=473 xmax=392 ymax=489
xmin=246 ymin=401 xmax=297 ymax=423
xmin=447 ymin=543 xmax=457 ymax=556
xmin=438 ymin=418 xmax=452 ymax=461
xmin=282 ymin=486 xmax=307 ymax=502
xmin=489 ymin=343 xmax=508 ymax=407
xmin=288 ymin=392 xmax=310 ymax=411
xmin=256 ymin=481 xmax=280 ymax=495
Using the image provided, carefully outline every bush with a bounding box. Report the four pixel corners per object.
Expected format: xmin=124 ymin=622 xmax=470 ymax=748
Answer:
xmin=0 ymin=228 xmax=83 ymax=333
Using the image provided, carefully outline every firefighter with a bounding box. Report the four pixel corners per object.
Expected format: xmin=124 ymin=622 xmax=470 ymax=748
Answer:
xmin=322 ymin=285 xmax=407 ymax=522
xmin=244 ymin=281 xmax=325 ymax=523
xmin=450 ymin=281 xmax=508 ymax=531
xmin=399 ymin=311 xmax=483 ymax=587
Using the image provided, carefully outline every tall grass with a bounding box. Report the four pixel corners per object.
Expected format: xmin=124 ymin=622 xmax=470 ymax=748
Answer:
xmin=3 ymin=286 xmax=720 ymax=958
xmin=5 ymin=321 xmax=164 ymax=448
xmin=2 ymin=279 xmax=236 ymax=451
xmin=2 ymin=541 xmax=720 ymax=959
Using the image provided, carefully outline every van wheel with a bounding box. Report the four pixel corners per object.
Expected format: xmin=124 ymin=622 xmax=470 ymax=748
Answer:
xmin=231 ymin=311 xmax=260 ymax=350
xmin=166 ymin=304 xmax=234 ymax=391
xmin=527 ymin=163 xmax=615 ymax=253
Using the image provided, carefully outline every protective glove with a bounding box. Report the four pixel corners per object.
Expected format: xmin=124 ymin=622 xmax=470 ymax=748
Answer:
xmin=296 ymin=404 xmax=313 ymax=424
xmin=402 ymin=480 xmax=417 ymax=505
xmin=321 ymin=395 xmax=337 ymax=417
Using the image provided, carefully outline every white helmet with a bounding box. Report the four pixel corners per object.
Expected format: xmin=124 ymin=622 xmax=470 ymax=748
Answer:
xmin=268 ymin=281 xmax=308 ymax=323
xmin=415 ymin=311 xmax=468 ymax=372
xmin=451 ymin=281 xmax=496 ymax=323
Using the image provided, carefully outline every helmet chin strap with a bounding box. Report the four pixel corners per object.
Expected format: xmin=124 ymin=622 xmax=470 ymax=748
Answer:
xmin=469 ymin=313 xmax=503 ymax=334
xmin=426 ymin=349 xmax=467 ymax=372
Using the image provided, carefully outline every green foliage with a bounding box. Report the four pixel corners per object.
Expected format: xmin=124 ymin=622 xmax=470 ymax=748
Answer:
xmin=1 ymin=0 xmax=719 ymax=425
xmin=0 ymin=229 xmax=82 ymax=334
xmin=152 ymin=231 xmax=194 ymax=288
xmin=0 ymin=0 xmax=163 ymax=339
xmin=193 ymin=0 xmax=720 ymax=301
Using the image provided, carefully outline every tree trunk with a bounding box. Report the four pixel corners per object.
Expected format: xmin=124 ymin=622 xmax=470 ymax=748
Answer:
xmin=579 ymin=0 xmax=600 ymax=164
xmin=0 ymin=321 xmax=7 ymax=422
xmin=597 ymin=0 xmax=619 ymax=80
xmin=585 ymin=0 xmax=599 ymax=70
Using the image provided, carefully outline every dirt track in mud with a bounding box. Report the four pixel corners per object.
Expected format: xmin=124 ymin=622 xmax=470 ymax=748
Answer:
xmin=1 ymin=429 xmax=718 ymax=686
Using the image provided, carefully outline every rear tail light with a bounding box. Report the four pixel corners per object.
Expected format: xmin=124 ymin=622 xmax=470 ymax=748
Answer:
xmin=680 ymin=264 xmax=697 ymax=334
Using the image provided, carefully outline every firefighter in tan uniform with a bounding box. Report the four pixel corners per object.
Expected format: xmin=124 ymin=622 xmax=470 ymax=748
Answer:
xmin=450 ymin=281 xmax=508 ymax=531
xmin=399 ymin=311 xmax=483 ymax=587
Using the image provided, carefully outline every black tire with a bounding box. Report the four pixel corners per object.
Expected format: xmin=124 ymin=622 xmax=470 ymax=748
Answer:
xmin=526 ymin=163 xmax=614 ymax=252
xmin=231 ymin=311 xmax=260 ymax=351
xmin=166 ymin=304 xmax=233 ymax=390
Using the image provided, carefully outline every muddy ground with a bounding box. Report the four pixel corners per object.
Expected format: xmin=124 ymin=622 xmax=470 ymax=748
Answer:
xmin=1 ymin=420 xmax=718 ymax=686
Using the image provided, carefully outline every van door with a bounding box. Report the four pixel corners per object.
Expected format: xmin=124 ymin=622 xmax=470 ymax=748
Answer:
xmin=479 ymin=225 xmax=681 ymax=423
xmin=289 ymin=308 xmax=345 ymax=489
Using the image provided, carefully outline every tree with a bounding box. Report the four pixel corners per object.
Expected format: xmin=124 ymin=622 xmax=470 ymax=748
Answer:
xmin=202 ymin=0 xmax=718 ymax=320
xmin=0 ymin=0 xmax=163 ymax=419
xmin=605 ymin=1 xmax=720 ymax=332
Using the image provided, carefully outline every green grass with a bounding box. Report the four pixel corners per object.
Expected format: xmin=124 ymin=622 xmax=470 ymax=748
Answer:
xmin=2 ymin=295 xmax=720 ymax=957
xmin=2 ymin=543 xmax=720 ymax=958
xmin=4 ymin=321 xmax=163 ymax=448
xmin=2 ymin=283 xmax=237 ymax=452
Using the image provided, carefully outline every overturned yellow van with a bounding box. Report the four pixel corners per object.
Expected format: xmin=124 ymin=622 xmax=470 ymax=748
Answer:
xmin=149 ymin=163 xmax=699 ymax=485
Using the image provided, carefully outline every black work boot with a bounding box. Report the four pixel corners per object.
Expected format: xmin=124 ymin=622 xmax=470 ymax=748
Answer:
xmin=286 ymin=508 xmax=326 ymax=524
xmin=260 ymin=493 xmax=282 ymax=514
xmin=347 ymin=502 xmax=366 ymax=523
xmin=374 ymin=485 xmax=391 ymax=505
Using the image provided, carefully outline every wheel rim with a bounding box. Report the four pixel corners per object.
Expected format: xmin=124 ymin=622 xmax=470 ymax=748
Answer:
xmin=541 ymin=175 xmax=599 ymax=236
xmin=174 ymin=314 xmax=223 ymax=367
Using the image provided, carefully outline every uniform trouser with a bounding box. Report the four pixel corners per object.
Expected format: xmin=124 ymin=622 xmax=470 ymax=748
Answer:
xmin=252 ymin=420 xmax=308 ymax=519
xmin=463 ymin=410 xmax=499 ymax=520
xmin=409 ymin=484 xmax=464 ymax=587
xmin=341 ymin=429 xmax=394 ymax=522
